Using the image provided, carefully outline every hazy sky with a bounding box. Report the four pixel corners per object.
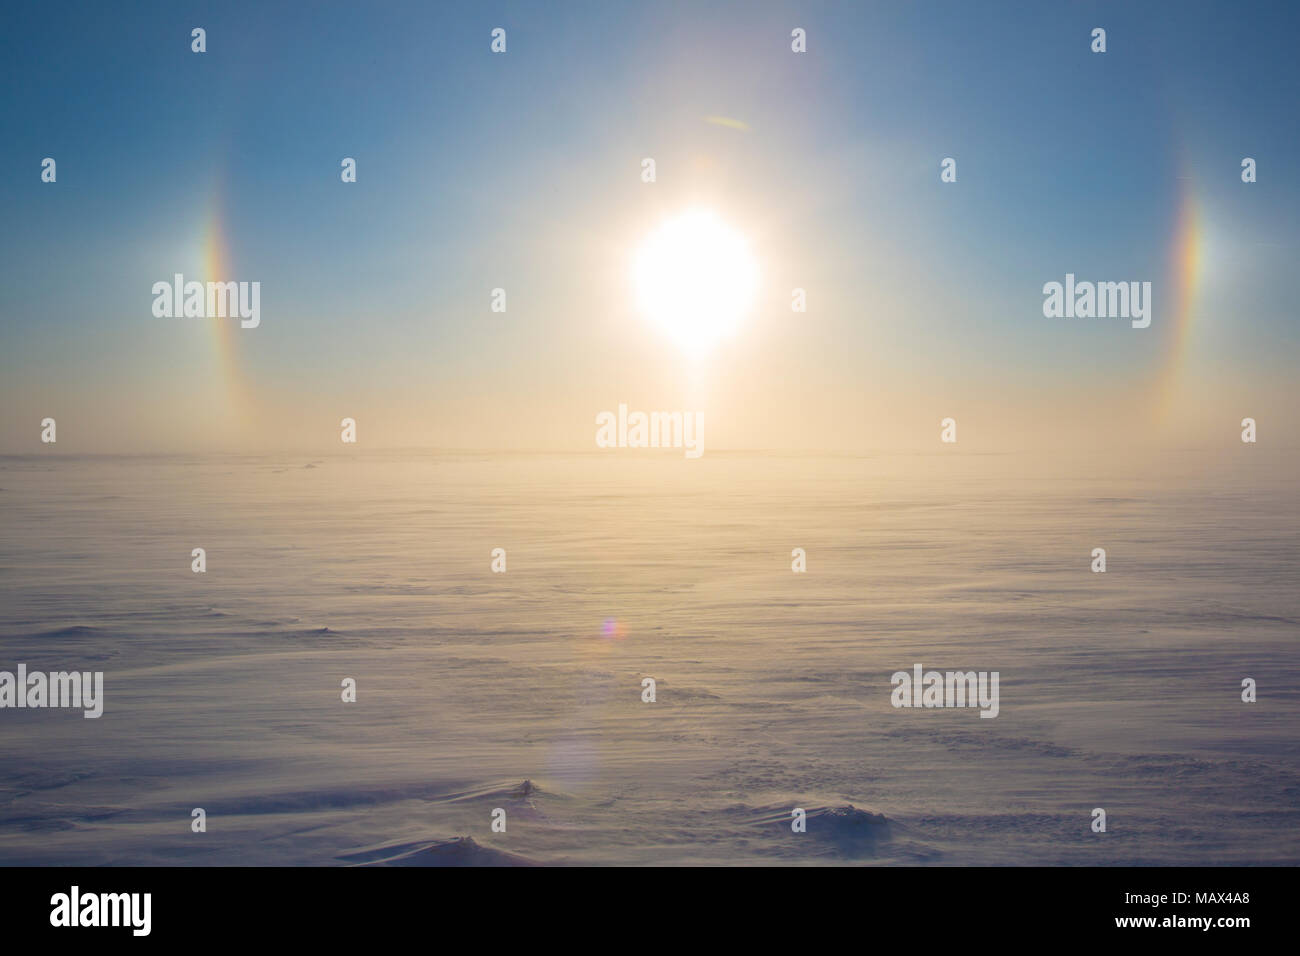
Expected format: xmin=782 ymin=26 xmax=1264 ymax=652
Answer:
xmin=2 ymin=0 xmax=1297 ymax=453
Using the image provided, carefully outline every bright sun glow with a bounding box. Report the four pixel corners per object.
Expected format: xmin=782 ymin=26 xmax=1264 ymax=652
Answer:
xmin=633 ymin=210 xmax=758 ymax=358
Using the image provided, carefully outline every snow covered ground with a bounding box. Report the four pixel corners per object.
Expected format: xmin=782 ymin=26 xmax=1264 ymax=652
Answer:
xmin=1 ymin=450 xmax=1296 ymax=865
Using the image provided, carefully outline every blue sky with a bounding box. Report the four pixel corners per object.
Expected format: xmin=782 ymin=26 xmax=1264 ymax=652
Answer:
xmin=2 ymin=1 xmax=1297 ymax=452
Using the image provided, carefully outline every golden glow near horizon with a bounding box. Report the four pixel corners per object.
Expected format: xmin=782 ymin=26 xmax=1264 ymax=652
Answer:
xmin=632 ymin=209 xmax=758 ymax=359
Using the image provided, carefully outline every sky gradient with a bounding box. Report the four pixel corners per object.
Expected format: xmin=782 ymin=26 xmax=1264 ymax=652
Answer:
xmin=2 ymin=0 xmax=1297 ymax=454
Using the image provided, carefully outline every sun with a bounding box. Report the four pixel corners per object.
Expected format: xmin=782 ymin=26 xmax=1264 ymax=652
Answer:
xmin=632 ymin=210 xmax=759 ymax=358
